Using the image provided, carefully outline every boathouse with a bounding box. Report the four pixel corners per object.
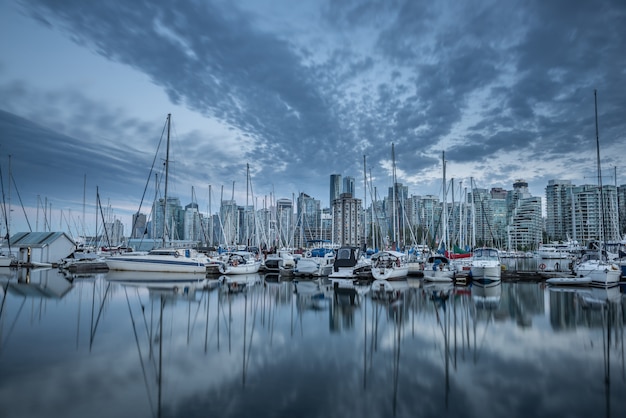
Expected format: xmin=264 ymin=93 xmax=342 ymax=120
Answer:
xmin=8 ymin=232 xmax=76 ymax=266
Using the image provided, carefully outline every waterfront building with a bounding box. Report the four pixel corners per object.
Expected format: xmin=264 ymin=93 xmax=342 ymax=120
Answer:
xmin=131 ymin=212 xmax=147 ymax=239
xmin=384 ymin=182 xmax=408 ymax=247
xmin=545 ymin=180 xmax=575 ymax=242
xmin=490 ymin=192 xmax=508 ymax=248
xmin=296 ymin=192 xmax=321 ymax=247
xmin=183 ymin=202 xmax=202 ymax=242
xmin=237 ymin=204 xmax=255 ymax=246
xmin=103 ymin=219 xmax=125 ymax=246
xmin=332 ymin=192 xmax=362 ymax=246
xmin=219 ymin=199 xmax=238 ymax=246
xmin=618 ymin=184 xmax=626 ymax=237
xmin=570 ymin=184 xmax=619 ymax=243
xmin=508 ymin=195 xmax=542 ymax=250
xmin=152 ymin=196 xmax=183 ymax=241
xmin=469 ymin=188 xmax=494 ymax=246
xmin=276 ymin=198 xmax=294 ymax=248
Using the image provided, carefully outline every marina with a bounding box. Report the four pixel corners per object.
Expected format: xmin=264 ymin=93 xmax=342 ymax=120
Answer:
xmin=0 ymin=267 xmax=624 ymax=418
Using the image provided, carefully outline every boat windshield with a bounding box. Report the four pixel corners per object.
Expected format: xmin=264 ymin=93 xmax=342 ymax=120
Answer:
xmin=475 ymin=248 xmax=498 ymax=258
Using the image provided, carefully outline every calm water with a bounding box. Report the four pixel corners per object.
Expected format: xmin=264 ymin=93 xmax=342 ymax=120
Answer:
xmin=1 ymin=268 xmax=625 ymax=418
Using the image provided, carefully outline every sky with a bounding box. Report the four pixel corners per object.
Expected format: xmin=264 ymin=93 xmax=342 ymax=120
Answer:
xmin=1 ymin=0 xmax=625 ymax=237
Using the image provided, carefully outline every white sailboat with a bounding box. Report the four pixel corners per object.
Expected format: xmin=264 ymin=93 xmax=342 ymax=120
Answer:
xmin=217 ymin=251 xmax=262 ymax=275
xmin=370 ymin=250 xmax=409 ymax=280
xmin=105 ymin=114 xmax=210 ymax=274
xmin=572 ymin=91 xmax=620 ymax=287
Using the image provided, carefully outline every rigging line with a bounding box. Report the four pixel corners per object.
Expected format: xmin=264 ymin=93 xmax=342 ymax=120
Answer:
xmin=0 ymin=296 xmax=26 ymax=356
xmin=125 ymin=287 xmax=156 ymax=418
xmin=0 ymin=160 xmax=12 ymax=243
xmin=9 ymin=172 xmax=32 ymax=232
xmin=129 ymin=116 xmax=169 ymax=243
xmin=89 ymin=281 xmax=111 ymax=349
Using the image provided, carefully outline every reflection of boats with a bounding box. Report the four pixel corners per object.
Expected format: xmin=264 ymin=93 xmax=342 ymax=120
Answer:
xmin=219 ymin=273 xmax=262 ymax=293
xmin=577 ymin=286 xmax=622 ymax=309
xmin=370 ymin=251 xmax=409 ymax=280
xmin=469 ymin=247 xmax=501 ymax=283
xmin=105 ymin=270 xmax=208 ymax=285
xmin=471 ymin=282 xmax=502 ymax=310
xmin=218 ymin=251 xmax=262 ymax=275
xmin=293 ymin=279 xmax=327 ymax=311
xmin=369 ymin=279 xmax=409 ymax=302
xmin=546 ymin=276 xmax=592 ymax=286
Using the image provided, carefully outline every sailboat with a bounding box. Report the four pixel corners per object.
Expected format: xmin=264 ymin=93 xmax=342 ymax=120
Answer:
xmin=572 ymin=91 xmax=620 ymax=287
xmin=105 ymin=114 xmax=210 ymax=274
xmin=424 ymin=152 xmax=455 ymax=282
xmin=370 ymin=250 xmax=409 ymax=280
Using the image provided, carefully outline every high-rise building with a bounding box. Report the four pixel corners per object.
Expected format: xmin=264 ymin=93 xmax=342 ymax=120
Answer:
xmin=104 ymin=219 xmax=124 ymax=246
xmin=343 ymin=176 xmax=355 ymax=196
xmin=183 ymin=202 xmax=202 ymax=242
xmin=332 ymin=192 xmax=362 ymax=246
xmin=296 ymin=192 xmax=321 ymax=247
xmin=469 ymin=188 xmax=493 ymax=246
xmin=219 ymin=199 xmax=238 ymax=246
xmin=131 ymin=212 xmax=147 ymax=239
xmin=330 ymin=174 xmax=342 ymax=207
xmin=276 ymin=198 xmax=294 ymax=247
xmin=152 ymin=196 xmax=182 ymax=240
xmin=618 ymin=184 xmax=626 ymax=238
xmin=508 ymin=196 xmax=542 ymax=250
xmin=545 ymin=180 xmax=574 ymax=242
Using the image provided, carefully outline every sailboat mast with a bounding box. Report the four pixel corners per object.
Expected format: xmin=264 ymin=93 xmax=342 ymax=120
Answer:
xmin=391 ymin=143 xmax=397 ymax=248
xmin=162 ymin=113 xmax=171 ymax=247
xmin=363 ymin=154 xmax=367 ymax=250
xmin=594 ymin=90 xmax=606 ymax=250
xmin=442 ymin=151 xmax=447 ymax=252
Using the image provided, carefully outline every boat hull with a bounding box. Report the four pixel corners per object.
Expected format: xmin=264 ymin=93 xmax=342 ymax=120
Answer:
xmin=105 ymin=256 xmax=207 ymax=274
xmin=371 ymin=266 xmax=409 ymax=280
xmin=574 ymin=260 xmax=620 ymax=287
xmin=219 ymin=261 xmax=261 ymax=275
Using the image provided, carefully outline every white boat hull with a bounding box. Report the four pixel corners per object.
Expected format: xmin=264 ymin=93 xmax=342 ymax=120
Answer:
xmin=422 ymin=269 xmax=454 ymax=282
xmin=574 ymin=260 xmax=620 ymax=287
xmin=219 ymin=261 xmax=261 ymax=275
xmin=470 ymin=265 xmax=501 ymax=281
xmin=105 ymin=255 xmax=207 ymax=273
xmin=371 ymin=265 xmax=409 ymax=280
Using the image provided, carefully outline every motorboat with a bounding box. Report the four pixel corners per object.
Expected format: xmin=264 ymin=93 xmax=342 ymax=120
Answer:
xmin=105 ymin=247 xmax=210 ymax=274
xmin=469 ymin=247 xmax=502 ymax=284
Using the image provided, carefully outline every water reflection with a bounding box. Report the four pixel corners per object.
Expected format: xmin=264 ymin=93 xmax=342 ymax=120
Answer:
xmin=0 ymin=270 xmax=624 ymax=418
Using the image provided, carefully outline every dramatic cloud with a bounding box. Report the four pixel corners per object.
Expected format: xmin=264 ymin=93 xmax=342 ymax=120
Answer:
xmin=1 ymin=0 xmax=625 ymax=233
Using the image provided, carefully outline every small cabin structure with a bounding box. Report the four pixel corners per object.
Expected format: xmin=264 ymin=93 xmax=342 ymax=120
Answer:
xmin=8 ymin=232 xmax=76 ymax=266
